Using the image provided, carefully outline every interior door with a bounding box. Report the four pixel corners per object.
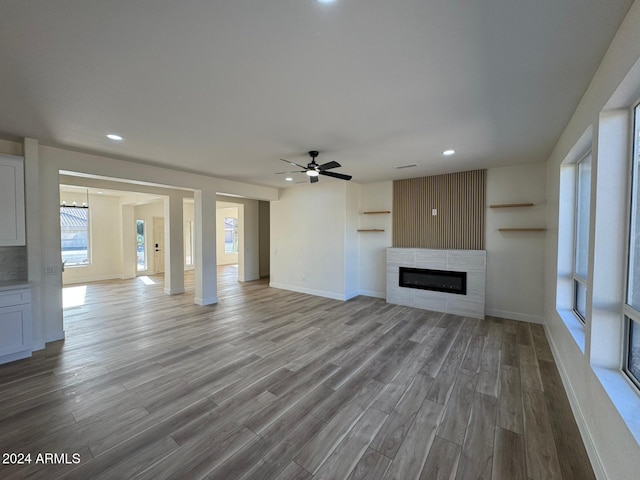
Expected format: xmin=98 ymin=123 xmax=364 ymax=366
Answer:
xmin=153 ymin=217 xmax=165 ymax=274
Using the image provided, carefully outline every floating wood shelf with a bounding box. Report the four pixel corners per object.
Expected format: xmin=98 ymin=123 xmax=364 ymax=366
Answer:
xmin=357 ymin=229 xmax=385 ymax=232
xmin=498 ymin=227 xmax=546 ymax=232
xmin=490 ymin=203 xmax=534 ymax=209
xmin=361 ymin=211 xmax=391 ymax=214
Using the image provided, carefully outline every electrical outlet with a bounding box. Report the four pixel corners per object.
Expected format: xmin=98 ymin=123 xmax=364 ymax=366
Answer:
xmin=432 ymin=208 xmax=437 ymax=216
xmin=44 ymin=266 xmax=58 ymax=276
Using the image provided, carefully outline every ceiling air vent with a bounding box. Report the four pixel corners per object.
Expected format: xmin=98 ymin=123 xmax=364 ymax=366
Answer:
xmin=394 ymin=164 xmax=417 ymax=170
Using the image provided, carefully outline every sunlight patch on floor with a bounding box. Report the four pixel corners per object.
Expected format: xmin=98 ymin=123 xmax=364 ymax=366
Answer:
xmin=63 ymin=285 xmax=87 ymax=308
xmin=138 ymin=276 xmax=156 ymax=285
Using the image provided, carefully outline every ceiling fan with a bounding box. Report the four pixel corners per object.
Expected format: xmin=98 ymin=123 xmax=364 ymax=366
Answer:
xmin=277 ymin=151 xmax=352 ymax=183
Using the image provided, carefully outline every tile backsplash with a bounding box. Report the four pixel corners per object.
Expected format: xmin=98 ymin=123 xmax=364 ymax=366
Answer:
xmin=0 ymin=246 xmax=27 ymax=281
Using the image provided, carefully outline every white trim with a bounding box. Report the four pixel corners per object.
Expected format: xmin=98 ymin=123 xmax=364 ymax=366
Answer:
xmin=544 ymin=323 xmax=606 ymax=479
xmin=269 ymin=282 xmax=348 ymax=301
xmin=45 ymin=329 xmax=65 ymax=343
xmin=32 ymin=338 xmax=45 ymax=351
xmin=344 ymin=290 xmax=360 ymax=301
xmin=358 ymin=289 xmax=386 ymax=299
xmin=63 ymin=274 xmax=121 ymax=285
xmin=195 ymin=296 xmax=218 ymax=306
xmin=485 ymin=308 xmax=544 ymax=324
xmin=164 ymin=287 xmax=185 ymax=295
xmin=0 ymin=349 xmax=32 ymax=365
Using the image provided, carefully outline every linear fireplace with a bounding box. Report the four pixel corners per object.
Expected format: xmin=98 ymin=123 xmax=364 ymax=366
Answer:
xmin=399 ymin=267 xmax=467 ymax=295
xmin=387 ymin=248 xmax=485 ymax=318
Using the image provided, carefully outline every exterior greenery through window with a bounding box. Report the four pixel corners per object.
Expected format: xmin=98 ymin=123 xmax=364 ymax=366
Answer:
xmin=625 ymin=101 xmax=640 ymax=389
xmin=573 ymin=152 xmax=591 ymax=322
xmin=136 ymin=220 xmax=146 ymax=271
xmin=60 ymin=206 xmax=90 ymax=266
xmin=224 ymin=217 xmax=238 ymax=254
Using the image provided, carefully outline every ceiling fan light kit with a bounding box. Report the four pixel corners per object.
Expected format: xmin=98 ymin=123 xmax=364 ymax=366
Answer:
xmin=277 ymin=150 xmax=352 ymax=184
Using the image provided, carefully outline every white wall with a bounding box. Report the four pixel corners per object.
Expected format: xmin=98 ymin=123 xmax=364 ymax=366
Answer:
xmin=216 ymin=206 xmax=238 ymax=265
xmin=61 ymin=192 xmax=123 ymax=285
xmin=543 ymin=2 xmax=640 ymax=478
xmin=270 ymin=181 xmax=347 ymax=300
xmin=259 ymin=201 xmax=270 ymax=278
xmin=358 ymin=182 xmax=393 ymax=298
xmin=344 ymin=182 xmax=361 ymax=300
xmin=485 ymin=163 xmax=546 ymax=323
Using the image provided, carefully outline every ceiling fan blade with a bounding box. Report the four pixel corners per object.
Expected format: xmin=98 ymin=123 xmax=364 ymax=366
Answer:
xmin=275 ymin=170 xmax=306 ymax=174
xmin=318 ymin=161 xmax=341 ymax=171
xmin=280 ymin=158 xmax=308 ymax=170
xmin=320 ymin=170 xmax=352 ymax=181
xmin=310 ymin=175 xmax=319 ymax=184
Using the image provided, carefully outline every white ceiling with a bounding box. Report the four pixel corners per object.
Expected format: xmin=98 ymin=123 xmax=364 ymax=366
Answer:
xmin=0 ymin=0 xmax=633 ymax=188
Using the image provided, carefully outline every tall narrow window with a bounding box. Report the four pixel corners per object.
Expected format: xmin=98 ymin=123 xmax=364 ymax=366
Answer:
xmin=625 ymin=101 xmax=640 ymax=389
xmin=185 ymin=220 xmax=194 ymax=266
xmin=136 ymin=220 xmax=146 ymax=271
xmin=573 ymin=152 xmax=592 ymax=322
xmin=224 ymin=217 xmax=238 ymax=254
xmin=60 ymin=206 xmax=90 ymax=266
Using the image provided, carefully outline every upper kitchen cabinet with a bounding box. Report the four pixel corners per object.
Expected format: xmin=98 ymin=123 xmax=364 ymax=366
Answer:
xmin=0 ymin=154 xmax=26 ymax=246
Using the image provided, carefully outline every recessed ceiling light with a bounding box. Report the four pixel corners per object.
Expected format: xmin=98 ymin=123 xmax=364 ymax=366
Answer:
xmin=285 ymin=177 xmax=293 ymax=182
xmin=97 ymin=191 xmax=104 ymax=195
xmin=106 ymin=134 xmax=123 ymax=141
xmin=443 ymin=149 xmax=455 ymax=156
xmin=316 ymin=0 xmax=336 ymax=4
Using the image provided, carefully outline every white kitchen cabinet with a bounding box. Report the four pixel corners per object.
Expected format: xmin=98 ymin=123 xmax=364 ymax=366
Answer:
xmin=0 ymin=285 xmax=32 ymax=363
xmin=0 ymin=154 xmax=26 ymax=246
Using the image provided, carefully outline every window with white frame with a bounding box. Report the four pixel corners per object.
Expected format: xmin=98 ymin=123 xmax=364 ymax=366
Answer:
xmin=185 ymin=220 xmax=194 ymax=266
xmin=625 ymin=101 xmax=640 ymax=389
xmin=573 ymin=152 xmax=592 ymax=322
xmin=224 ymin=217 xmax=238 ymax=254
xmin=60 ymin=206 xmax=91 ymax=266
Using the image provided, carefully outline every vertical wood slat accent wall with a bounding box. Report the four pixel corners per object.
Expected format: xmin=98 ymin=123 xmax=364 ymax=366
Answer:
xmin=393 ymin=170 xmax=486 ymax=249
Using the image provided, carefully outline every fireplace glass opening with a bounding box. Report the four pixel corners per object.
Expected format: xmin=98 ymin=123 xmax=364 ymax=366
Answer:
xmin=399 ymin=267 xmax=467 ymax=295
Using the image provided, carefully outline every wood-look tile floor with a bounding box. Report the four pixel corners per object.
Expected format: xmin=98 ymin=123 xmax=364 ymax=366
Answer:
xmin=0 ymin=266 xmax=594 ymax=480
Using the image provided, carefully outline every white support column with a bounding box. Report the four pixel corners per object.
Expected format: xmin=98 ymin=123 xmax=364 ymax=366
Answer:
xmin=195 ymin=189 xmax=217 ymax=305
xmin=24 ymin=138 xmax=45 ymax=350
xmin=238 ymin=200 xmax=260 ymax=282
xmin=164 ymin=194 xmax=185 ymax=295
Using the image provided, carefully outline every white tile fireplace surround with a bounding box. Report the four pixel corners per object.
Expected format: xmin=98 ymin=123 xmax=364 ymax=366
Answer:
xmin=387 ymin=248 xmax=486 ymax=319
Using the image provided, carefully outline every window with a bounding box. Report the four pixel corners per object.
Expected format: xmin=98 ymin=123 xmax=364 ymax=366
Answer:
xmin=136 ymin=220 xmax=146 ymax=271
xmin=573 ymin=152 xmax=592 ymax=322
xmin=224 ymin=217 xmax=238 ymax=254
xmin=625 ymin=102 xmax=640 ymax=389
xmin=60 ymin=206 xmax=90 ymax=266
xmin=185 ymin=220 xmax=194 ymax=266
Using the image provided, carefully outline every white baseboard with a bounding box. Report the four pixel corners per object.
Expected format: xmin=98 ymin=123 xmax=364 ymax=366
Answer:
xmin=0 ymin=349 xmax=32 ymax=365
xmin=344 ymin=290 xmax=360 ymax=301
xmin=485 ymin=308 xmax=544 ymax=324
xmin=63 ymin=274 xmax=121 ymax=285
xmin=195 ymin=296 xmax=218 ymax=306
xmin=164 ymin=287 xmax=186 ymax=295
xmin=358 ymin=289 xmax=386 ymax=299
xmin=543 ymin=323 xmax=605 ymax=479
xmin=45 ymin=329 xmax=65 ymax=343
xmin=32 ymin=338 xmax=45 ymax=351
xmin=269 ymin=282 xmax=348 ymax=301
